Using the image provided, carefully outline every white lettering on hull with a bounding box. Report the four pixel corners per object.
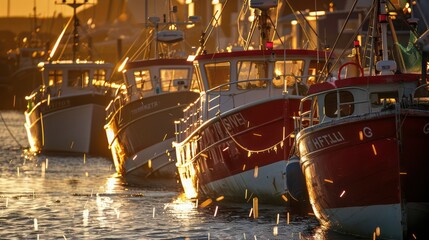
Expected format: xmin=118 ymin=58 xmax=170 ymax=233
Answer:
xmin=363 ymin=127 xmax=373 ymax=138
xmin=131 ymin=101 xmax=159 ymax=115
xmin=310 ymin=131 xmax=345 ymax=150
xmin=221 ymin=113 xmax=246 ymax=131
xmin=424 ymin=123 xmax=429 ymax=135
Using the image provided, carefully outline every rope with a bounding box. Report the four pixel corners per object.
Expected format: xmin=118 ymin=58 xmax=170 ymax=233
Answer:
xmin=218 ymin=113 xmax=293 ymax=154
xmin=0 ymin=112 xmax=24 ymax=149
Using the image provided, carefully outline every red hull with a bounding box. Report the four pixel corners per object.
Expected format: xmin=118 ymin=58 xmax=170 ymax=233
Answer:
xmin=176 ymin=98 xmax=302 ymax=204
xmin=298 ymin=110 xmax=429 ymax=238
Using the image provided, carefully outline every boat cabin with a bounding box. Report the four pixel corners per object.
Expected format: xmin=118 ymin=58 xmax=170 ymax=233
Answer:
xmin=175 ymin=49 xmax=331 ymax=140
xmin=39 ymin=60 xmax=113 ymax=97
xmin=299 ymin=73 xmax=428 ymax=127
xmin=123 ymin=58 xmax=199 ymax=101
xmin=191 ymin=49 xmax=328 ymax=118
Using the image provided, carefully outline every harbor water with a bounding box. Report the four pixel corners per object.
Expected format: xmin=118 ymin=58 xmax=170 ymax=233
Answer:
xmin=1 ymin=110 xmax=361 ymax=239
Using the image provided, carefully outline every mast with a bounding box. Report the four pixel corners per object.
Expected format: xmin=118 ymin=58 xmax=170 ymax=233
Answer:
xmin=31 ymin=0 xmax=40 ymax=48
xmin=249 ymin=0 xmax=278 ymax=50
xmin=379 ymin=0 xmax=389 ymax=62
xmin=375 ymin=0 xmax=397 ymax=75
xmin=56 ymin=0 xmax=88 ymax=63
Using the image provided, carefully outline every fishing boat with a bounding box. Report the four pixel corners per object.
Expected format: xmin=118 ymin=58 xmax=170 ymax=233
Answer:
xmin=104 ymin=12 xmax=201 ymax=185
xmin=24 ymin=1 xmax=115 ymax=157
xmin=0 ymin=5 xmax=46 ymax=110
xmin=295 ymin=0 xmax=429 ymax=238
xmin=173 ymin=1 xmax=330 ymax=205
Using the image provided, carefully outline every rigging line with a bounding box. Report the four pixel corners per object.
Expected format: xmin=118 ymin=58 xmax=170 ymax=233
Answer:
xmin=286 ymin=0 xmax=310 ymax=49
xmin=286 ymin=0 xmax=326 ymax=48
xmin=385 ymin=0 xmax=419 ymax=39
xmin=198 ymin=0 xmax=229 ymax=55
xmin=316 ymin=0 xmax=360 ymax=83
xmin=218 ymin=114 xmax=292 ymax=153
xmin=237 ymin=0 xmax=249 ymax=46
xmin=270 ymin=0 xmax=280 ymax=42
xmin=0 ymin=112 xmax=24 ymax=149
xmin=129 ymin=29 xmax=155 ymax=61
xmin=323 ymin=4 xmax=375 ymax=81
xmin=58 ymin=30 xmax=73 ymax=60
xmin=118 ymin=28 xmax=149 ymax=63
xmin=49 ymin=16 xmax=73 ymax=60
xmin=414 ymin=0 xmax=429 ymax=29
xmin=267 ymin=15 xmax=285 ymax=48
xmin=244 ymin=14 xmax=259 ymax=50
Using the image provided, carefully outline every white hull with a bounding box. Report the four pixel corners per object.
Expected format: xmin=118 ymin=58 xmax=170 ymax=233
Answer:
xmin=25 ymin=103 xmax=101 ymax=154
xmin=42 ymin=104 xmax=96 ymax=153
xmin=202 ymin=160 xmax=287 ymax=204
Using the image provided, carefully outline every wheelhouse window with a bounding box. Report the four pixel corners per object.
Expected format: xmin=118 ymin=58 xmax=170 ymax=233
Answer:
xmin=370 ymin=91 xmax=398 ymax=107
xmin=93 ymin=69 xmax=107 ymax=86
xmin=324 ymin=91 xmax=355 ymax=118
xmin=160 ymin=68 xmax=189 ymax=92
xmin=204 ymin=62 xmax=230 ymax=91
xmin=48 ymin=70 xmax=63 ymax=87
xmin=133 ymin=70 xmax=152 ymax=91
xmin=236 ymin=61 xmax=268 ymax=89
xmin=273 ymin=60 xmax=304 ymax=88
xmin=68 ymin=70 xmax=89 ymax=88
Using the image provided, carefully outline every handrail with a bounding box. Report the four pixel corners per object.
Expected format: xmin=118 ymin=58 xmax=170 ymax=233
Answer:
xmin=298 ymin=86 xmax=372 ymax=130
xmin=412 ymin=83 xmax=429 ymax=107
xmin=175 ymin=74 xmax=313 ymax=141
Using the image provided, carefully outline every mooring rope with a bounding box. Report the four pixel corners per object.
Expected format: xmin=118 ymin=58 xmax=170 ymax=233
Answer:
xmin=0 ymin=112 xmax=24 ymax=149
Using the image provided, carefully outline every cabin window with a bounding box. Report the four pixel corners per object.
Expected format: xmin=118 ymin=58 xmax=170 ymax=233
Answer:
xmin=160 ymin=68 xmax=189 ymax=92
xmin=133 ymin=70 xmax=152 ymax=91
xmin=93 ymin=69 xmax=107 ymax=86
xmin=370 ymin=91 xmax=398 ymax=107
xmin=273 ymin=60 xmax=304 ymax=88
xmin=324 ymin=91 xmax=355 ymax=118
xmin=204 ymin=62 xmax=230 ymax=91
xmin=68 ymin=70 xmax=89 ymax=88
xmin=48 ymin=70 xmax=63 ymax=87
xmin=236 ymin=61 xmax=268 ymax=89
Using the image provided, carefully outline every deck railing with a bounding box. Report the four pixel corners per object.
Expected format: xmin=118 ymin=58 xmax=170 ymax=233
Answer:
xmin=175 ymin=74 xmax=313 ymax=142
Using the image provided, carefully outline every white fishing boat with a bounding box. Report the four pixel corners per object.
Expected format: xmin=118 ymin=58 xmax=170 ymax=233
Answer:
xmin=24 ymin=1 xmax=116 ymax=157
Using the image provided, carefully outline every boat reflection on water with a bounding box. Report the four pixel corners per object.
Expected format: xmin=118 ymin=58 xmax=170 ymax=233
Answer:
xmin=168 ymin=193 xmax=198 ymax=219
xmin=104 ymin=173 xmax=125 ymax=194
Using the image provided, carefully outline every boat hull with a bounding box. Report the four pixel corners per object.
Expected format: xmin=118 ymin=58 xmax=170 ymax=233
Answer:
xmin=24 ymin=93 xmax=111 ymax=157
xmin=105 ymin=91 xmax=199 ymax=186
xmin=176 ymin=98 xmax=304 ymax=204
xmin=297 ymin=111 xmax=429 ymax=239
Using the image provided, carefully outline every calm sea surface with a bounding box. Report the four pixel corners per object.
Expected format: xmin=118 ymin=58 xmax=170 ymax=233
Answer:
xmin=0 ymin=110 xmax=362 ymax=239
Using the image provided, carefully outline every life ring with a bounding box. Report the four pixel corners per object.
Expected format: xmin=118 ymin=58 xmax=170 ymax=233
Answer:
xmin=338 ymin=62 xmax=364 ymax=80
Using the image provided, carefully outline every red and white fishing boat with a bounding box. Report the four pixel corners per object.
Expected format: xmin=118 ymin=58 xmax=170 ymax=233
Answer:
xmin=174 ymin=1 xmax=330 ymax=205
xmin=104 ymin=14 xmax=200 ymax=186
xmin=295 ymin=0 xmax=429 ymax=239
xmin=24 ymin=1 xmax=115 ymax=157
